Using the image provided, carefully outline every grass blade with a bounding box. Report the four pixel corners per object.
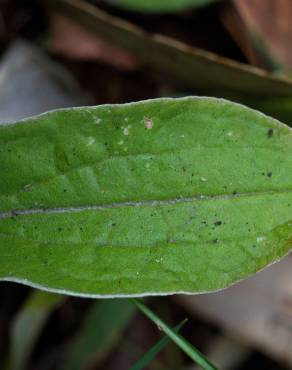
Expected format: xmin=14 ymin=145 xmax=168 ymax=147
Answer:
xmin=129 ymin=318 xmax=187 ymax=370
xmin=64 ymin=299 xmax=136 ymax=370
xmin=6 ymin=290 xmax=64 ymax=370
xmin=133 ymin=299 xmax=218 ymax=370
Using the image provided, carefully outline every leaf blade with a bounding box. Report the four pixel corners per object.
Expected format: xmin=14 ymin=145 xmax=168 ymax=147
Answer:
xmin=0 ymin=97 xmax=292 ymax=297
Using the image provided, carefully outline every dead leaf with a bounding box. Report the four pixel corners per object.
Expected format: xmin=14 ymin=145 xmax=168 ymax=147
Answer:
xmin=223 ymin=0 xmax=292 ymax=70
xmin=43 ymin=0 xmax=292 ymax=97
xmin=49 ymin=13 xmax=138 ymax=70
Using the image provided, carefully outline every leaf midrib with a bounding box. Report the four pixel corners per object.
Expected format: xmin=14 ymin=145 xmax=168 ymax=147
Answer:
xmin=1 ymin=187 xmax=292 ymax=219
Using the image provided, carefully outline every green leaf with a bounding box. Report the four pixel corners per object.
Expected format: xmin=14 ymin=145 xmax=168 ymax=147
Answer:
xmin=133 ymin=299 xmax=217 ymax=370
xmin=105 ymin=0 xmax=218 ymax=13
xmin=64 ymin=300 xmax=136 ymax=370
xmin=6 ymin=291 xmax=64 ymax=370
xmin=0 ymin=97 xmax=292 ymax=297
xmin=45 ymin=0 xmax=292 ymax=97
xmin=226 ymin=94 xmax=292 ymax=128
xmin=129 ymin=318 xmax=187 ymax=370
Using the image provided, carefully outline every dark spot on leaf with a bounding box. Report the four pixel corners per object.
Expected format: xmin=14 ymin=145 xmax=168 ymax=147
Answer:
xmin=112 ymin=223 xmax=116 ymax=227
xmin=214 ymin=221 xmax=222 ymax=226
xmin=213 ymin=239 xmax=219 ymax=244
xmin=267 ymin=172 xmax=272 ymax=178
xmin=58 ymin=227 xmax=62 ymax=232
xmin=267 ymin=129 xmax=273 ymax=138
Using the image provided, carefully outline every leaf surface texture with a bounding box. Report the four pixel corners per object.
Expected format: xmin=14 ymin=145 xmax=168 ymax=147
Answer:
xmin=0 ymin=97 xmax=291 ymax=297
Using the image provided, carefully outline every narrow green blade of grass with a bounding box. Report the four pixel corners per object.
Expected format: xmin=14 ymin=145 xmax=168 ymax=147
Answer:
xmin=64 ymin=299 xmax=136 ymax=370
xmin=5 ymin=290 xmax=64 ymax=370
xmin=133 ymin=299 xmax=218 ymax=370
xmin=105 ymin=0 xmax=219 ymax=13
xmin=129 ymin=318 xmax=187 ymax=370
